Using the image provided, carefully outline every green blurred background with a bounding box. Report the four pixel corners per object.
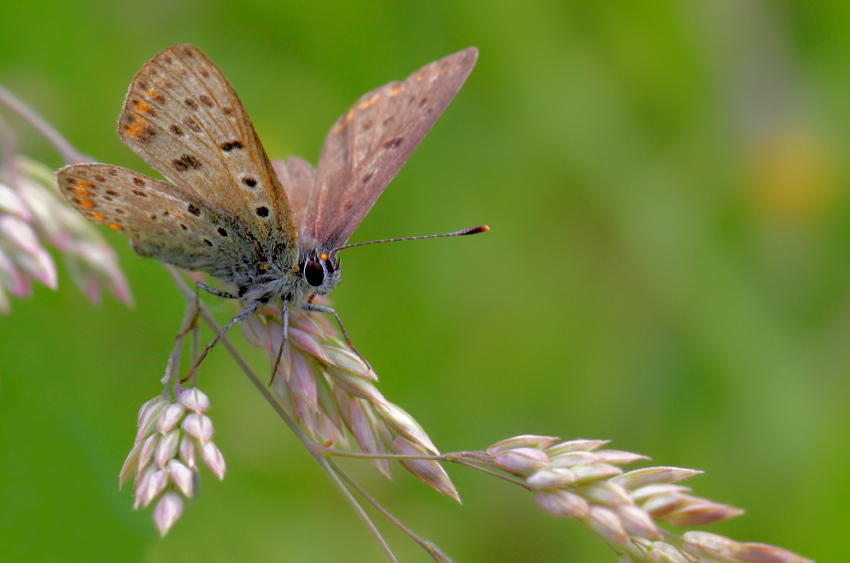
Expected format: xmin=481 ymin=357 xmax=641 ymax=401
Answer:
xmin=1 ymin=1 xmax=846 ymax=561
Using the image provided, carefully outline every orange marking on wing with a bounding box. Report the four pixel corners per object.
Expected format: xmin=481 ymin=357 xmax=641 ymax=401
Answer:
xmin=73 ymin=188 xmax=92 ymax=196
xmin=389 ymin=84 xmax=402 ymax=97
xmin=73 ymin=180 xmax=94 ymax=189
xmin=125 ymin=116 xmax=148 ymax=138
xmin=78 ymin=199 xmax=95 ymax=209
xmin=107 ymin=223 xmax=124 ymax=231
xmin=136 ymin=101 xmax=151 ymax=113
xmin=332 ymin=110 xmax=355 ymax=133
xmin=90 ymin=212 xmax=104 ymax=221
xmin=357 ymin=93 xmax=380 ymax=110
xmin=415 ymin=72 xmax=424 ymax=83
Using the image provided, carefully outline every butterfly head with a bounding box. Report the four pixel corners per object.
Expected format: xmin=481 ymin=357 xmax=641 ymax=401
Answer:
xmin=300 ymin=248 xmax=340 ymax=296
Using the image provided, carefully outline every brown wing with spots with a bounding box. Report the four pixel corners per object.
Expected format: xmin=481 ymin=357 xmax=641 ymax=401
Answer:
xmin=305 ymin=47 xmax=478 ymax=250
xmin=117 ymin=44 xmax=296 ymax=252
xmin=57 ymin=164 xmax=259 ymax=279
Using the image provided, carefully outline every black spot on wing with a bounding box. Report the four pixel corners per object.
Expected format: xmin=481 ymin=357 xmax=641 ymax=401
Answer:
xmin=184 ymin=118 xmax=202 ymax=133
xmin=173 ymin=155 xmax=202 ymax=171
xmin=220 ymin=141 xmax=244 ymax=152
xmin=383 ymin=137 xmax=404 ymax=149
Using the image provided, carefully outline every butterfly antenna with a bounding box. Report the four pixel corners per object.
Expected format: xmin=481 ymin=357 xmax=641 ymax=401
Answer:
xmin=337 ymin=225 xmax=489 ymax=251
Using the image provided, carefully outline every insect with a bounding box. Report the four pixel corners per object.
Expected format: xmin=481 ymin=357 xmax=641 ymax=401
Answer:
xmin=56 ymin=44 xmax=486 ymax=375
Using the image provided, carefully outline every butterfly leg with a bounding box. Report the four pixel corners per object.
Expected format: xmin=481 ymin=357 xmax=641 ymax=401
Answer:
xmin=174 ymin=282 xmax=239 ymax=340
xmin=301 ymin=302 xmax=373 ymax=373
xmin=165 ymin=283 xmax=209 ymax=387
xmin=269 ymin=301 xmax=290 ymax=384
xmin=179 ymin=299 xmax=262 ymax=384
xmin=197 ymin=282 xmax=239 ymax=300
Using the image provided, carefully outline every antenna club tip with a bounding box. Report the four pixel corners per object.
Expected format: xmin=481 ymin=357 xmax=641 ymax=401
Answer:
xmin=467 ymin=225 xmax=490 ymax=235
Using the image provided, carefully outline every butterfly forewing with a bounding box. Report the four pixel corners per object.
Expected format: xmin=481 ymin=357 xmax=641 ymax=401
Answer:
xmin=57 ymin=163 xmax=260 ymax=279
xmin=118 ymin=44 xmax=297 ymax=250
xmin=307 ymin=47 xmax=478 ymax=250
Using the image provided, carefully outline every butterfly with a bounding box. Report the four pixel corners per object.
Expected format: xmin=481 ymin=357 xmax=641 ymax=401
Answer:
xmin=56 ymin=44 xmax=483 ymax=373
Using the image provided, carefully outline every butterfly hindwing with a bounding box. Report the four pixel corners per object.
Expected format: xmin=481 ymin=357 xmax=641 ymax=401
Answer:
xmin=117 ymin=44 xmax=297 ymax=251
xmin=307 ymin=47 xmax=478 ymax=250
xmin=272 ymin=157 xmax=318 ymax=247
xmin=57 ymin=163 xmax=261 ymax=279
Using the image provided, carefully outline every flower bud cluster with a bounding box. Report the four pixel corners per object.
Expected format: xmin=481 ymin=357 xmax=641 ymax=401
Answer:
xmin=487 ymin=435 xmax=811 ymax=563
xmin=242 ymin=301 xmax=458 ymax=501
xmin=119 ymin=388 xmax=226 ymax=536
xmin=0 ymin=155 xmax=130 ymax=312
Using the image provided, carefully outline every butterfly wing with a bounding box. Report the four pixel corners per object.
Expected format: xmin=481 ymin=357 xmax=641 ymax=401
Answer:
xmin=272 ymin=157 xmax=317 ymax=244
xmin=304 ymin=47 xmax=478 ymax=250
xmin=117 ymin=44 xmax=297 ymax=253
xmin=57 ymin=163 xmax=262 ymax=281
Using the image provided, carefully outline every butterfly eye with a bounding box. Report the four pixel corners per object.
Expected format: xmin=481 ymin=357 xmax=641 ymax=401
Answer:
xmin=304 ymin=260 xmax=325 ymax=287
